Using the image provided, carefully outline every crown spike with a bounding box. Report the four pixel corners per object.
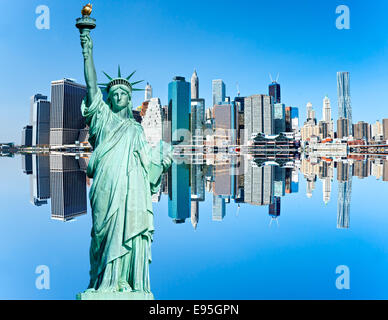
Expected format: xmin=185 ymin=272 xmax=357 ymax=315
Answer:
xmin=118 ymin=65 xmax=121 ymax=78
xmin=126 ymin=70 xmax=136 ymax=80
xmin=131 ymin=80 xmax=144 ymax=86
xmin=102 ymin=71 xmax=112 ymax=80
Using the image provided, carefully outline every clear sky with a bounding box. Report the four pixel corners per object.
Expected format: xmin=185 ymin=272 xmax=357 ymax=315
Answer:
xmin=1 ymin=0 xmax=388 ymax=142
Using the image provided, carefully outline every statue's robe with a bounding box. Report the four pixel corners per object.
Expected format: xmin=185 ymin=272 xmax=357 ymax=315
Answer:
xmin=81 ymin=88 xmax=168 ymax=292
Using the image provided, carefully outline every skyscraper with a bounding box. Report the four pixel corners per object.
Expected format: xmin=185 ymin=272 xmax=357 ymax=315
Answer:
xmin=141 ymin=96 xmax=163 ymax=147
xmin=322 ymin=95 xmax=331 ymax=122
xmin=30 ymin=94 xmax=50 ymax=146
xmin=212 ymin=79 xmax=226 ymax=106
xmin=274 ymin=103 xmax=286 ymax=134
xmin=269 ymin=81 xmax=281 ymax=104
xmin=191 ymin=70 xmax=199 ymax=100
xmin=168 ymin=76 xmax=190 ymax=145
xmin=337 ymin=72 xmax=352 ymax=134
xmin=244 ymin=94 xmax=274 ymax=142
xmin=50 ymin=79 xmax=87 ymax=146
xmin=21 ymin=125 xmax=33 ymax=147
xmin=144 ymin=82 xmax=152 ymax=101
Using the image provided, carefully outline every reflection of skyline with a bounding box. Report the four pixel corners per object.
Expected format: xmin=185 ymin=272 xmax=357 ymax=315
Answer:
xmin=16 ymin=150 xmax=388 ymax=229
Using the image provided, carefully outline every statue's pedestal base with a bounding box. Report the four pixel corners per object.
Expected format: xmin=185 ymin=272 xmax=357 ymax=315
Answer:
xmin=76 ymin=290 xmax=154 ymax=300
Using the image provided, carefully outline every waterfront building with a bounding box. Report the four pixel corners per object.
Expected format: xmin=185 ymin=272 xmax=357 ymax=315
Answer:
xmin=191 ymin=98 xmax=205 ymax=145
xmin=371 ymin=120 xmax=383 ymax=141
xmin=50 ymin=79 xmax=87 ymax=146
xmin=168 ymin=76 xmax=190 ymax=145
xmin=30 ymin=94 xmax=50 ymax=146
xmin=244 ymin=163 xmax=274 ymax=206
xmin=212 ymin=79 xmax=226 ymax=106
xmin=141 ymin=96 xmax=163 ymax=147
xmin=244 ymin=94 xmax=273 ymax=143
xmin=337 ymin=72 xmax=352 ymax=135
xmin=274 ymin=103 xmax=286 ymax=134
xmin=353 ymin=121 xmax=371 ymax=142
xmin=21 ymin=125 xmax=33 ymax=147
xmin=337 ymin=118 xmax=350 ymax=139
xmin=213 ymin=102 xmax=237 ymax=145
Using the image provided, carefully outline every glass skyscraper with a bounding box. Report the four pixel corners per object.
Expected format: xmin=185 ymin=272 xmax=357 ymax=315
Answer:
xmin=168 ymin=76 xmax=190 ymax=145
xmin=212 ymin=79 xmax=226 ymax=106
xmin=337 ymin=72 xmax=352 ymax=134
xmin=269 ymin=81 xmax=281 ymax=104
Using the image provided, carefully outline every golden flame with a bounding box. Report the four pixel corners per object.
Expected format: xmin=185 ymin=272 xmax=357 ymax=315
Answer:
xmin=81 ymin=3 xmax=92 ymax=16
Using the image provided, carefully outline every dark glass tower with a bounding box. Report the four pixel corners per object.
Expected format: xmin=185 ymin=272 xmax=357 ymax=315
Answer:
xmin=269 ymin=81 xmax=281 ymax=104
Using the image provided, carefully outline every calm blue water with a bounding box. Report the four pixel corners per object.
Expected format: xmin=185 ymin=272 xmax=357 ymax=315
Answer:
xmin=0 ymin=153 xmax=387 ymax=300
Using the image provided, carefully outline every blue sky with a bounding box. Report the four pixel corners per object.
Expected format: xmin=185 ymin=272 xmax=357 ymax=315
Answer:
xmin=1 ymin=0 xmax=388 ymax=142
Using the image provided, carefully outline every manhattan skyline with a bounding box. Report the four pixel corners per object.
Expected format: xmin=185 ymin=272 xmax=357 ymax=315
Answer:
xmin=1 ymin=1 xmax=388 ymax=143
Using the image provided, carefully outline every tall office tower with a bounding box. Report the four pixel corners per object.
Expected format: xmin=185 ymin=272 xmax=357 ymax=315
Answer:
xmin=144 ymin=82 xmax=152 ymax=101
xmin=322 ymin=95 xmax=331 ymax=122
xmin=244 ymin=162 xmax=274 ymax=206
xmin=268 ymin=196 xmax=281 ymax=218
xmin=353 ymin=121 xmax=371 ymax=142
xmin=269 ymin=81 xmax=281 ymax=104
xmin=244 ymin=94 xmax=274 ymax=143
xmin=191 ymin=70 xmax=199 ymax=100
xmin=212 ymin=79 xmax=226 ymax=106
xmin=50 ymin=79 xmax=87 ymax=146
xmin=212 ymin=195 xmax=226 ymax=221
xmin=382 ymin=119 xmax=388 ymax=141
xmin=291 ymin=107 xmax=299 ymax=132
xmin=214 ymin=164 xmax=234 ymax=197
xmin=337 ymin=118 xmax=350 ymax=139
xmin=22 ymin=154 xmax=33 ymax=175
xmin=30 ymin=94 xmax=50 ymax=146
xmin=285 ymin=106 xmax=292 ymax=132
xmin=141 ymin=97 xmax=163 ymax=147
xmin=306 ymin=102 xmax=316 ymax=122
xmin=168 ymin=162 xmax=190 ymax=223
xmin=161 ymin=105 xmax=171 ymax=143
xmin=49 ymin=154 xmax=87 ymax=221
xmin=21 ymin=125 xmax=33 ymax=147
xmin=168 ymin=76 xmax=190 ymax=145
xmin=234 ymin=96 xmax=245 ymax=144
xmin=274 ymin=103 xmax=286 ymax=134
xmin=191 ymin=98 xmax=205 ymax=145
xmin=337 ymin=71 xmax=352 ymax=134
xmin=213 ymin=103 xmax=237 ymax=145
xmin=30 ymin=154 xmax=50 ymax=206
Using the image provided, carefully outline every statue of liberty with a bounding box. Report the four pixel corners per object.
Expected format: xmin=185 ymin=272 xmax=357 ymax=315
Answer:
xmin=76 ymin=4 xmax=172 ymax=299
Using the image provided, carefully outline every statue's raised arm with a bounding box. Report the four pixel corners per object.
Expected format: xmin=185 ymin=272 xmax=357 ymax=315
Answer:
xmin=80 ymin=32 xmax=97 ymax=107
xmin=76 ymin=4 xmax=97 ymax=108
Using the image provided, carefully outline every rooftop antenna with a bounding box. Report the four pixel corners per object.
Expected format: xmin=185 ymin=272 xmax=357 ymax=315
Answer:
xmin=269 ymin=73 xmax=273 ymax=83
xmin=275 ymin=73 xmax=280 ymax=83
xmin=236 ymin=82 xmax=240 ymax=97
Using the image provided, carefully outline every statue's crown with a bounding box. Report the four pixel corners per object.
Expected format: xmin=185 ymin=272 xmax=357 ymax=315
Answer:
xmin=98 ymin=66 xmax=144 ymax=93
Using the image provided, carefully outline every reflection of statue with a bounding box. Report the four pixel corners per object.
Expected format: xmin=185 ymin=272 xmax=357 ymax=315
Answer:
xmin=76 ymin=5 xmax=172 ymax=299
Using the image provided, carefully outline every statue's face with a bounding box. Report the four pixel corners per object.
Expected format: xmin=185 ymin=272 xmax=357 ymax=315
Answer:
xmin=110 ymin=86 xmax=131 ymax=112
